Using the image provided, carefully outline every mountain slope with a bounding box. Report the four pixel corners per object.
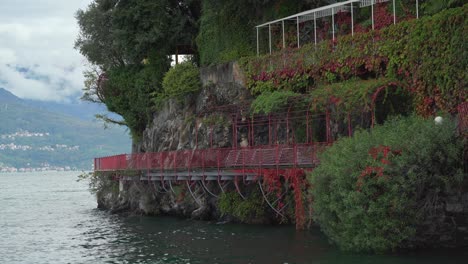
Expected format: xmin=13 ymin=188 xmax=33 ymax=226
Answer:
xmin=0 ymin=88 xmax=131 ymax=170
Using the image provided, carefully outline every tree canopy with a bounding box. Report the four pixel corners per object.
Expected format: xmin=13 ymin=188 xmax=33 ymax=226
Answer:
xmin=75 ymin=0 xmax=200 ymax=138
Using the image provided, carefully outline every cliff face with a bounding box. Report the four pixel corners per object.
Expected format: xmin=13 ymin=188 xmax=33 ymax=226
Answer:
xmin=99 ymin=62 xmax=277 ymax=223
xmin=134 ymin=62 xmax=250 ymax=153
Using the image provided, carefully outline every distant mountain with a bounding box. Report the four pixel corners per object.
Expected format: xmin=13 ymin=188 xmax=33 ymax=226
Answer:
xmin=25 ymin=99 xmax=106 ymax=121
xmin=0 ymin=88 xmax=131 ymax=170
xmin=0 ymin=88 xmax=22 ymax=103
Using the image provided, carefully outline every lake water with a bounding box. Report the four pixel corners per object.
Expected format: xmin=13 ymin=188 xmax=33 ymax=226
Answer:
xmin=0 ymin=172 xmax=466 ymax=264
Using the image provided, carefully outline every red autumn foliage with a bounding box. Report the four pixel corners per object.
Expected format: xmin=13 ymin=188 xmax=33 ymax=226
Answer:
xmin=357 ymin=145 xmax=402 ymax=191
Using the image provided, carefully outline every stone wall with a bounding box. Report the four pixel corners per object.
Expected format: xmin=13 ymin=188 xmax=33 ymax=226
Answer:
xmin=133 ymin=61 xmax=250 ymax=154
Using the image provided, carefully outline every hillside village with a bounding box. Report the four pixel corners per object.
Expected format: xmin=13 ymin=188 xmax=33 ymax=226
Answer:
xmin=0 ymin=130 xmax=82 ymax=173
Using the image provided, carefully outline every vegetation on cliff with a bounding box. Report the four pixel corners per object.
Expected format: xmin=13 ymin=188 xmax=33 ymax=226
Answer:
xmin=161 ymin=62 xmax=202 ymax=101
xmin=75 ymin=0 xmax=200 ymax=138
xmin=241 ymin=5 xmax=467 ymax=117
xmin=75 ymin=0 xmax=333 ymax=138
xmin=310 ymin=116 xmax=465 ymax=252
xmin=196 ymin=0 xmax=322 ymax=65
xmin=75 ymin=0 xmax=464 ymax=138
xmin=238 ymin=4 xmax=467 ymax=251
xmin=77 ymin=0 xmax=467 ymax=253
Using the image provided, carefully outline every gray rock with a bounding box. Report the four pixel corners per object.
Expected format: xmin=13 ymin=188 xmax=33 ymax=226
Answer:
xmin=446 ymin=203 xmax=464 ymax=213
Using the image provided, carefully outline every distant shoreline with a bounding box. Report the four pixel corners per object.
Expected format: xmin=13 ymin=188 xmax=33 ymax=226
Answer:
xmin=0 ymin=170 xmax=90 ymax=174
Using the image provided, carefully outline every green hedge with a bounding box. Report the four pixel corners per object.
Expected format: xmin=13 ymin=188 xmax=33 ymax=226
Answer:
xmin=309 ymin=115 xmax=465 ymax=252
xmin=161 ymin=62 xmax=201 ymax=99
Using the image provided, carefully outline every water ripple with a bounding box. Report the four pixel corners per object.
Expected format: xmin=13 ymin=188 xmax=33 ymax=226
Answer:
xmin=1 ymin=172 xmax=467 ymax=264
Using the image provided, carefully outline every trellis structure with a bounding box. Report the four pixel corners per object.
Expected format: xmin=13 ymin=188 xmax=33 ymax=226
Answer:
xmin=256 ymin=0 xmax=420 ymax=55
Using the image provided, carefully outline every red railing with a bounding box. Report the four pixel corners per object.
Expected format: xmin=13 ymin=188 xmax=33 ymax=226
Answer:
xmin=94 ymin=143 xmax=328 ymax=172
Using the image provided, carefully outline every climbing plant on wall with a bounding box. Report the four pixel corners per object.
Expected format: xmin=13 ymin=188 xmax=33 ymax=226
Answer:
xmin=241 ymin=5 xmax=467 ymax=116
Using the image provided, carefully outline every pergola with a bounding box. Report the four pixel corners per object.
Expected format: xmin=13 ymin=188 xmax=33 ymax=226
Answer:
xmin=256 ymin=0 xmax=420 ymax=55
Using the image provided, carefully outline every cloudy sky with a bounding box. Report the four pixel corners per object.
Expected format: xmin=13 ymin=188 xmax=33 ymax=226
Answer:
xmin=0 ymin=0 xmax=93 ymax=102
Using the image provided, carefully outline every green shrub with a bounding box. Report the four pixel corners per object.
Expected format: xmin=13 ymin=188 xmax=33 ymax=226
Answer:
xmin=218 ymin=191 xmax=266 ymax=222
xmin=309 ymin=115 xmax=465 ymax=252
xmin=78 ymin=172 xmax=119 ymax=197
xmin=251 ymin=91 xmax=300 ymax=114
xmin=162 ymin=62 xmax=201 ymax=99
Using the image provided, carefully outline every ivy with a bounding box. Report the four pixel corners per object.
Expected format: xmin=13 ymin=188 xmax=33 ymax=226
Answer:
xmin=309 ymin=78 xmax=401 ymax=112
xmin=250 ymin=91 xmax=300 ymax=114
xmin=241 ymin=5 xmax=467 ymax=116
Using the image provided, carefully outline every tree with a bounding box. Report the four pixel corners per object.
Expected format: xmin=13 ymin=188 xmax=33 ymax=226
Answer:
xmin=75 ymin=0 xmax=201 ymax=138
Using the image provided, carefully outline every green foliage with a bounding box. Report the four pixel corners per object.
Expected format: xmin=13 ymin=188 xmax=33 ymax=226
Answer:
xmin=421 ymin=0 xmax=466 ymax=15
xmin=200 ymin=114 xmax=229 ymax=126
xmin=78 ymin=172 xmax=120 ymax=203
xmin=309 ymin=78 xmax=411 ymax=114
xmin=309 ymin=115 xmax=465 ymax=252
xmin=218 ymin=191 xmax=266 ymax=222
xmin=196 ymin=0 xmax=255 ymax=65
xmin=76 ymin=0 xmax=200 ymax=68
xmin=75 ymin=0 xmax=199 ymax=138
xmin=251 ymin=91 xmax=300 ymax=114
xmin=196 ymin=0 xmax=322 ymax=65
xmin=382 ymin=5 xmax=467 ymax=115
xmin=242 ymin=5 xmax=467 ymax=115
xmin=104 ymin=63 xmax=167 ymax=140
xmin=161 ymin=62 xmax=202 ymax=99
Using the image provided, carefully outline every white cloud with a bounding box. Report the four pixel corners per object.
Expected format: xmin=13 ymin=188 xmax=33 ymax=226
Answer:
xmin=0 ymin=0 xmax=93 ymax=102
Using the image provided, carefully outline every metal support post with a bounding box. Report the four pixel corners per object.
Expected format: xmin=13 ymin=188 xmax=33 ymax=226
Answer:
xmin=332 ymin=7 xmax=335 ymax=41
xmin=371 ymin=0 xmax=375 ymax=30
xmin=268 ymin=24 xmax=272 ymax=54
xmin=256 ymin=27 xmax=259 ymax=56
xmin=393 ymin=0 xmax=396 ymax=24
xmin=282 ymin=20 xmax=285 ymax=49
xmin=416 ymin=0 xmax=419 ymax=19
xmin=296 ymin=16 xmax=300 ymax=48
xmin=314 ymin=12 xmax=317 ymax=46
xmin=351 ymin=2 xmax=354 ymax=36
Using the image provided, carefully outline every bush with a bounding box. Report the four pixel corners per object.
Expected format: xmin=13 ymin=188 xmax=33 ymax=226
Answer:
xmin=161 ymin=62 xmax=201 ymax=99
xmin=250 ymin=91 xmax=299 ymax=114
xmin=218 ymin=191 xmax=266 ymax=222
xmin=309 ymin=115 xmax=465 ymax=252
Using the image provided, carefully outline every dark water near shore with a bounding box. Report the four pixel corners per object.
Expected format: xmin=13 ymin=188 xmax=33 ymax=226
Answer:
xmin=0 ymin=172 xmax=467 ymax=264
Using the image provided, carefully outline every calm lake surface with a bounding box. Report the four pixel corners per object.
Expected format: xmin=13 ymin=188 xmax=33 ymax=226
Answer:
xmin=0 ymin=172 xmax=467 ymax=264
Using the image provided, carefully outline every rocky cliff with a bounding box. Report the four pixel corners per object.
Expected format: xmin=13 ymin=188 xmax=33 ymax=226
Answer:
xmin=95 ymin=61 xmax=468 ymax=249
xmin=97 ymin=62 xmax=281 ymax=223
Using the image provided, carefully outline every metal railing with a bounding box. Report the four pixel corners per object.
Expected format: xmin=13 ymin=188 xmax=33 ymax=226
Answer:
xmin=94 ymin=143 xmax=328 ymax=172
